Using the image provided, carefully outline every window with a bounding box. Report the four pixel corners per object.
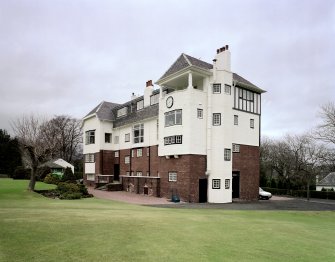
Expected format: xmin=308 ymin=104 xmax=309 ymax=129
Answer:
xmin=224 ymin=149 xmax=231 ymax=161
xmin=213 ymin=83 xmax=221 ymax=94
xmin=146 ymin=172 xmax=149 ymax=176
xmin=105 ymin=133 xmax=112 ymax=143
xmin=133 ymin=123 xmax=144 ymax=143
xmin=224 ymin=84 xmax=231 ymax=95
xmin=232 ymin=144 xmax=240 ymax=153
xmin=137 ymin=148 xmax=142 ymax=157
xmin=168 ymin=172 xmax=177 ymax=182
xmin=150 ymin=94 xmax=159 ymax=105
xmin=213 ymin=113 xmax=221 ymax=126
xmin=197 ymin=109 xmax=203 ymax=119
xmin=212 ymin=179 xmax=221 ymax=189
xmin=114 ymin=151 xmax=119 ymax=158
xmin=225 ymin=179 xmax=230 ymax=189
xmin=114 ymin=136 xmax=119 ymax=144
xmin=86 ymin=174 xmax=95 ymax=181
xmin=165 ymin=109 xmax=182 ymax=127
xmin=250 ymin=119 xmax=255 ymax=129
xmin=126 ymin=171 xmax=130 ymax=176
xmin=125 ymin=156 xmax=130 ymax=164
xmin=125 ymin=133 xmax=130 ymax=142
xmin=136 ymin=171 xmax=142 ymax=176
xmin=164 ymin=135 xmax=183 ymax=145
xmin=137 ymin=100 xmax=144 ymax=111
xmin=234 ymin=115 xmax=238 ymax=125
xmin=131 ymin=149 xmax=134 ymax=157
xmin=85 ymin=130 xmax=95 ymax=145
xmin=147 ymin=147 xmax=150 ymax=157
xmin=117 ymin=107 xmax=127 ymax=118
xmin=84 ymin=154 xmax=95 ymax=163
xmin=236 ymin=87 xmax=259 ymax=114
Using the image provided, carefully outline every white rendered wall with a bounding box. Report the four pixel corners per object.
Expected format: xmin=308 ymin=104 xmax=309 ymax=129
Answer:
xmin=85 ymin=163 xmax=95 ymax=174
xmin=83 ymin=116 xmax=101 ymax=154
xmin=232 ymin=111 xmax=259 ymax=146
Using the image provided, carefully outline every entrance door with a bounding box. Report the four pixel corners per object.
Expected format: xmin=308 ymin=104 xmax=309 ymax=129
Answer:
xmin=232 ymin=172 xmax=240 ymax=198
xmin=199 ymin=179 xmax=208 ymax=203
xmin=114 ymin=164 xmax=120 ymax=181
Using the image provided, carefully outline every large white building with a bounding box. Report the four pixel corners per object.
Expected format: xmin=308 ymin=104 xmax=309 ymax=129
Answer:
xmin=82 ymin=45 xmax=265 ymax=203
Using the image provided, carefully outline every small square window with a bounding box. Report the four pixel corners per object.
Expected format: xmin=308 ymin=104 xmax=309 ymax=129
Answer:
xmin=197 ymin=109 xmax=203 ymax=119
xmin=225 ymin=179 xmax=230 ymax=189
xmin=212 ymin=179 xmax=221 ymax=189
xmin=224 ymin=149 xmax=231 ymax=161
xmin=114 ymin=151 xmax=119 ymax=158
xmin=126 ymin=171 xmax=130 ymax=176
xmin=105 ymin=133 xmax=112 ymax=143
xmin=86 ymin=174 xmax=95 ymax=181
xmin=168 ymin=172 xmax=177 ymax=182
xmin=136 ymin=171 xmax=142 ymax=176
xmin=250 ymin=119 xmax=255 ymax=129
xmin=232 ymin=144 xmax=240 ymax=153
xmin=224 ymin=84 xmax=231 ymax=95
xmin=137 ymin=148 xmax=142 ymax=157
xmin=234 ymin=115 xmax=238 ymax=125
xmin=213 ymin=113 xmax=221 ymax=126
xmin=213 ymin=84 xmax=221 ymax=94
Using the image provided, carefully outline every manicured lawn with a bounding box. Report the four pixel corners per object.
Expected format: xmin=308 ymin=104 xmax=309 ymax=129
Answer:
xmin=0 ymin=179 xmax=334 ymax=262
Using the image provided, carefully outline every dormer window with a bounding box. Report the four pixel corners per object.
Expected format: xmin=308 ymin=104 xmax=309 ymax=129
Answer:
xmin=150 ymin=94 xmax=159 ymax=105
xmin=137 ymin=100 xmax=144 ymax=111
xmin=117 ymin=107 xmax=127 ymax=118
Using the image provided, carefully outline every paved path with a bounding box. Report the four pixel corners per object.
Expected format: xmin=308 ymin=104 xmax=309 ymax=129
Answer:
xmin=88 ymin=188 xmax=335 ymax=211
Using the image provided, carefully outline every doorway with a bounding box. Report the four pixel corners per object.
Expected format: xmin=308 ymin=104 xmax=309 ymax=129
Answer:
xmin=114 ymin=164 xmax=120 ymax=181
xmin=199 ymin=178 xmax=208 ymax=203
xmin=232 ymin=172 xmax=240 ymax=198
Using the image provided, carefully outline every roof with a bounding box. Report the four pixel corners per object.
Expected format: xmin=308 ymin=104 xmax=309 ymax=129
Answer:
xmin=84 ymin=101 xmax=120 ymax=121
xmin=157 ymin=53 xmax=265 ymax=93
xmin=40 ymin=160 xmax=63 ymax=169
xmin=158 ymin=53 xmax=213 ymax=82
xmin=317 ymin=172 xmax=335 ymax=186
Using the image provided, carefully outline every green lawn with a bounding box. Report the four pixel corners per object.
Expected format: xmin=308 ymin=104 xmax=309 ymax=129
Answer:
xmin=0 ymin=179 xmax=334 ymax=262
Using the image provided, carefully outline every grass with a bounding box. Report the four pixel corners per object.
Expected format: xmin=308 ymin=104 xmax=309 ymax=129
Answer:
xmin=0 ymin=178 xmax=334 ymax=262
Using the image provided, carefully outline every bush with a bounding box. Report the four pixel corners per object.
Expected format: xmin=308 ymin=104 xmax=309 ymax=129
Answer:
xmin=59 ymin=192 xmax=82 ymax=200
xmin=12 ymin=166 xmax=30 ymax=180
xmin=61 ymin=167 xmax=76 ymax=182
xmin=55 ymin=182 xmax=93 ymax=200
xmin=74 ymin=172 xmax=83 ymax=180
xmin=37 ymin=166 xmax=51 ymax=181
xmin=44 ymin=173 xmax=61 ymax=185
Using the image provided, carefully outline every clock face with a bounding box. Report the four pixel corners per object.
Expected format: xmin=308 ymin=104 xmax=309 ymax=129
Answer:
xmin=166 ymin=96 xmax=174 ymax=108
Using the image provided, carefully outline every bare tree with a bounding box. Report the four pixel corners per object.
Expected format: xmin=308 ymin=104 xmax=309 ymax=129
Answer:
xmin=315 ymin=102 xmax=335 ymax=146
xmin=11 ymin=115 xmax=52 ymax=191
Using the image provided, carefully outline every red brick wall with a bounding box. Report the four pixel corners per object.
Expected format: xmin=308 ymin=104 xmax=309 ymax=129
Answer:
xmin=232 ymin=145 xmax=260 ymax=200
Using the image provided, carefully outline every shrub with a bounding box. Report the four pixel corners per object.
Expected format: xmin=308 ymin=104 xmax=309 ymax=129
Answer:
xmin=44 ymin=173 xmax=61 ymax=185
xmin=59 ymin=192 xmax=82 ymax=200
xmin=12 ymin=166 xmax=30 ymax=180
xmin=37 ymin=166 xmax=51 ymax=181
xmin=61 ymin=167 xmax=76 ymax=182
xmin=74 ymin=172 xmax=83 ymax=180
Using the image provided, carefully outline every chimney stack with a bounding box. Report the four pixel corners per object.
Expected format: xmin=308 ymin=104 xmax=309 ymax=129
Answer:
xmin=146 ymin=80 xmax=153 ymax=87
xmin=214 ymin=44 xmax=231 ymax=71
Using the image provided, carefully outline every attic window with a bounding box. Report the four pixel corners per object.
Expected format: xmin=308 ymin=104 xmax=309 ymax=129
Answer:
xmin=117 ymin=107 xmax=127 ymax=118
xmin=137 ymin=100 xmax=144 ymax=111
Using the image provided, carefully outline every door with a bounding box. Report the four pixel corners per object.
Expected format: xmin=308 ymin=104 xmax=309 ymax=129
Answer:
xmin=114 ymin=164 xmax=120 ymax=181
xmin=199 ymin=178 xmax=208 ymax=203
xmin=232 ymin=172 xmax=240 ymax=198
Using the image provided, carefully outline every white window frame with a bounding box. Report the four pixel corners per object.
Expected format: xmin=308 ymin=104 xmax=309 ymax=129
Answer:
xmin=213 ymin=83 xmax=221 ymax=94
xmin=232 ymin=144 xmax=240 ymax=153
xmin=225 ymin=179 xmax=230 ymax=189
xmin=84 ymin=154 xmax=95 ymax=163
xmin=224 ymin=149 xmax=231 ymax=161
xmin=114 ymin=151 xmax=119 ymax=158
xmin=212 ymin=179 xmax=221 ymax=189
xmin=250 ymin=119 xmax=255 ymax=129
xmin=150 ymin=94 xmax=159 ymax=105
xmin=224 ymin=84 xmax=231 ymax=95
xmin=137 ymin=148 xmax=142 ymax=157
xmin=133 ymin=123 xmax=144 ymax=143
xmin=213 ymin=113 xmax=221 ymax=126
xmin=147 ymin=147 xmax=150 ymax=157
xmin=105 ymin=133 xmax=112 ymax=143
xmin=165 ymin=109 xmax=182 ymax=127
xmin=125 ymin=156 xmax=130 ymax=164
xmin=117 ymin=107 xmax=127 ymax=118
xmin=131 ymin=149 xmax=134 ymax=158
xmin=137 ymin=100 xmax=144 ymax=111
xmin=125 ymin=133 xmax=130 ymax=142
xmin=164 ymin=135 xmax=182 ymax=145
xmin=136 ymin=171 xmax=142 ymax=177
xmin=168 ymin=172 xmax=177 ymax=182
xmin=197 ymin=108 xmax=203 ymax=119
xmin=85 ymin=130 xmax=95 ymax=145
xmin=234 ymin=115 xmax=238 ymax=125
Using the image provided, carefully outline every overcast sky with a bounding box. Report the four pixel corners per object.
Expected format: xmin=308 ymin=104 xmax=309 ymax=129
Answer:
xmin=1 ymin=0 xmax=334 ymax=138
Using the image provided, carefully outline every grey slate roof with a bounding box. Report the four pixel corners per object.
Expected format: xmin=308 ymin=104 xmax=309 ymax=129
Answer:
xmin=158 ymin=53 xmax=265 ymax=93
xmin=84 ymin=101 xmax=120 ymax=121
xmin=317 ymin=172 xmax=335 ymax=186
xmin=158 ymin=53 xmax=213 ymax=81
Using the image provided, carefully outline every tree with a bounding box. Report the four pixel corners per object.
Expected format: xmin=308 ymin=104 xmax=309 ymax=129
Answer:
xmin=0 ymin=129 xmax=22 ymax=176
xmin=315 ymin=102 xmax=335 ymax=146
xmin=11 ymin=115 xmax=52 ymax=190
xmin=40 ymin=116 xmax=82 ymax=163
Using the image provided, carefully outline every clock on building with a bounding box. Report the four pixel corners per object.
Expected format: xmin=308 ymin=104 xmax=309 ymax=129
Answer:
xmin=166 ymin=96 xmax=174 ymax=108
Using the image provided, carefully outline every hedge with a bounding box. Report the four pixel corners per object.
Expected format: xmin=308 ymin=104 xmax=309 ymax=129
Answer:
xmin=263 ymin=187 xmax=335 ymax=200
